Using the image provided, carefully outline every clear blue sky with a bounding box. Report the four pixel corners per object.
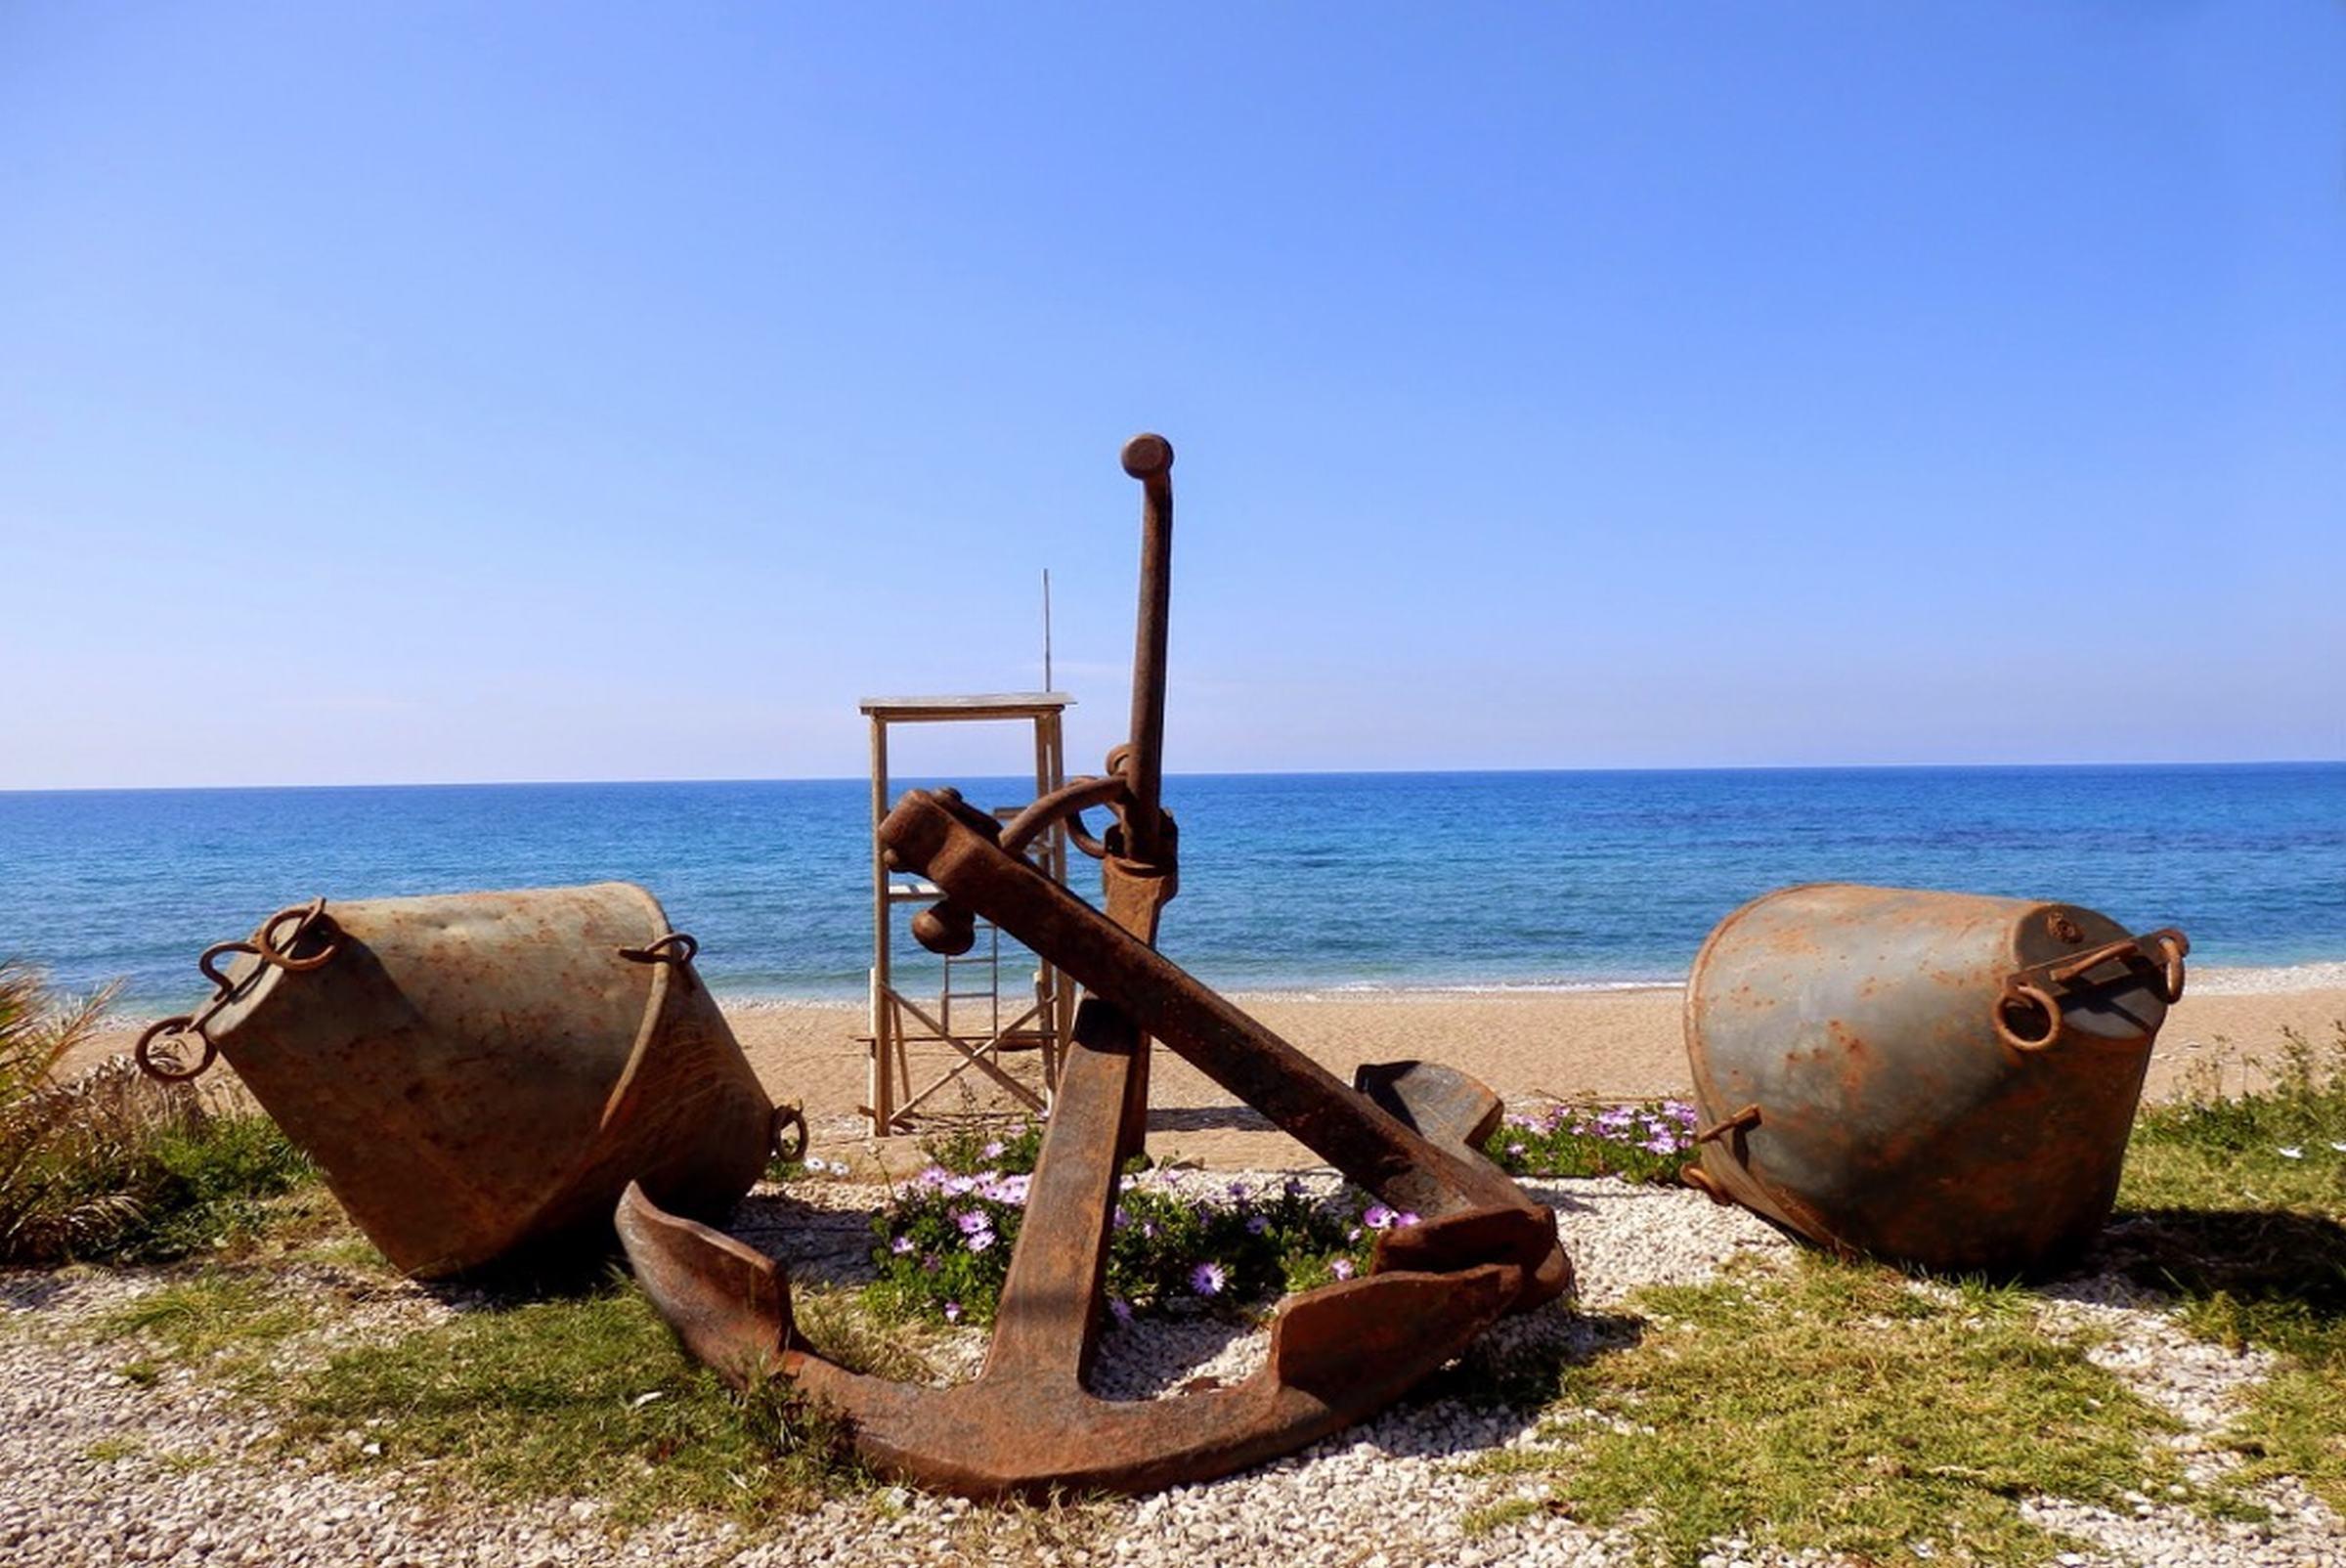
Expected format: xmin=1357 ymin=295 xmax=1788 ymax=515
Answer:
xmin=3 ymin=3 xmax=2340 ymax=789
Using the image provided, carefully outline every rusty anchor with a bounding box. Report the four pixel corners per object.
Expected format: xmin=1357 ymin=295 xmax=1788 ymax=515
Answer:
xmin=1682 ymin=882 xmax=2189 ymax=1276
xmin=618 ymin=435 xmax=1571 ymax=1497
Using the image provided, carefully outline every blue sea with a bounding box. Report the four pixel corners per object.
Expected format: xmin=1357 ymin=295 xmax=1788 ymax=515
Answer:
xmin=2 ymin=764 xmax=2340 ymax=1014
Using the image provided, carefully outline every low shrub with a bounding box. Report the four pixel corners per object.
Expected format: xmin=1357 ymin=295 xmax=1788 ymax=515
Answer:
xmin=1490 ymin=1098 xmax=1700 ymax=1184
xmin=863 ymin=1122 xmax=1410 ymax=1326
xmin=0 ymin=960 xmax=313 ymax=1264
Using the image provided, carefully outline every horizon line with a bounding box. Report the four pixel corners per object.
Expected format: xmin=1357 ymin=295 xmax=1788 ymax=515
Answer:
xmin=6 ymin=756 xmax=2343 ymax=797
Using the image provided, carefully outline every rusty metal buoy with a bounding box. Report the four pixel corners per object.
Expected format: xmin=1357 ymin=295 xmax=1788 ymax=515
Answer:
xmin=141 ymin=883 xmax=773 ymax=1279
xmin=1682 ymin=883 xmax=2187 ymax=1276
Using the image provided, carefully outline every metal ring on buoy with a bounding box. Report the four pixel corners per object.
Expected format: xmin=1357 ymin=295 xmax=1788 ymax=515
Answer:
xmin=134 ymin=1016 xmax=218 ymax=1082
xmin=1992 ymin=980 xmax=2064 ymax=1054
xmin=253 ymin=898 xmax=340 ymax=973
xmin=196 ymin=940 xmax=262 ymax=997
xmin=618 ymin=931 xmax=698 ymax=965
xmin=1680 ymin=1163 xmax=1735 ymax=1205
xmin=2151 ymin=929 xmax=2190 ymax=1004
xmin=769 ymin=1103 xmax=809 ymax=1167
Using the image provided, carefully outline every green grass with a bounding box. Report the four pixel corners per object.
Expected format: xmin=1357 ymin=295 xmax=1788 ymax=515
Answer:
xmin=2111 ymin=1020 xmax=2346 ymax=1512
xmin=1460 ymin=1495 xmax=1554 ymax=1537
xmin=284 ymin=1280 xmax=865 ymax=1524
xmin=98 ymin=1271 xmax=316 ymax=1374
xmin=289 ymin=1229 xmax=397 ymax=1276
xmin=2123 ymin=1024 xmax=2346 ymax=1213
xmin=1469 ymin=1256 xmax=2182 ymax=1567
xmin=106 ymin=1110 xmax=319 ymax=1262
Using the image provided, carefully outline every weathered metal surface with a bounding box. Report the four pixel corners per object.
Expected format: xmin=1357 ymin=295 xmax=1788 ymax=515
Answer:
xmin=1356 ymin=1060 xmax=1506 ymax=1156
xmin=143 ymin=883 xmax=773 ymax=1279
xmin=1683 ymin=882 xmax=2188 ymax=1276
xmin=620 ymin=433 xmax=1571 ymax=1499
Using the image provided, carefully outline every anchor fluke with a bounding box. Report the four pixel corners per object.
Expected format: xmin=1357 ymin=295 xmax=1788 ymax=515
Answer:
xmin=616 ymin=1181 xmax=794 ymax=1384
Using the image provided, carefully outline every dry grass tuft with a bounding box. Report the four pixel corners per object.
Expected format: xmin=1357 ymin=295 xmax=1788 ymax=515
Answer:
xmin=0 ymin=959 xmax=312 ymax=1264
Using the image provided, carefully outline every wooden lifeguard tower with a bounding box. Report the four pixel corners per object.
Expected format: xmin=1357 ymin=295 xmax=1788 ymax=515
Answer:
xmin=860 ymin=692 xmax=1078 ymax=1136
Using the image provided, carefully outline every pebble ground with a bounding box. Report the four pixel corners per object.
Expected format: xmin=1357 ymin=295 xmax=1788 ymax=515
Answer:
xmin=4 ymin=1177 xmax=2339 ymax=1568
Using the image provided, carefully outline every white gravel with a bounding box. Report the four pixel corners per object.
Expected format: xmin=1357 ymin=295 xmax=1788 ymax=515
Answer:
xmin=4 ymin=1176 xmax=2340 ymax=1568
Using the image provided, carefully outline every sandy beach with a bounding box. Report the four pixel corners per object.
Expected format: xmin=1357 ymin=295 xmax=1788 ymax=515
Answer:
xmin=736 ymin=970 xmax=2346 ymax=1170
xmin=80 ymin=966 xmax=2346 ymax=1173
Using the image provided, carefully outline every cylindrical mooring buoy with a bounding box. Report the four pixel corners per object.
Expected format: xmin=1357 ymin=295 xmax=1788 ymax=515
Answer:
xmin=143 ymin=883 xmax=774 ymax=1279
xmin=1683 ymin=883 xmax=2187 ymax=1276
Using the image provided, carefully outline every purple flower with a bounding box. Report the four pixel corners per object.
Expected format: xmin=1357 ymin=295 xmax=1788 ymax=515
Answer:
xmin=1364 ymin=1204 xmax=1399 ymax=1231
xmin=1112 ymin=1206 xmax=1131 ymax=1231
xmin=945 ymin=1175 xmax=977 ymax=1197
xmin=1506 ymin=1142 xmax=1527 ymax=1157
xmin=1142 ymin=1220 xmax=1157 ymax=1240
xmin=966 ymin=1228 xmax=996 ymax=1253
xmin=1330 ymin=1257 xmax=1355 ymax=1281
xmin=982 ymin=1140 xmax=1006 ymax=1159
xmin=1644 ymin=1133 xmax=1680 ymax=1154
xmin=997 ymin=1174 xmax=1030 ymax=1204
xmin=1346 ymin=1226 xmax=1362 ymax=1242
xmin=955 ymin=1209 xmax=989 ymax=1236
xmin=921 ymin=1254 xmax=940 ymax=1273
xmin=889 ymin=1235 xmax=915 ymax=1255
xmin=1395 ymin=1211 xmax=1420 ymax=1228
xmin=916 ymin=1165 xmax=949 ymax=1188
xmin=1108 ymin=1297 xmax=1133 ymax=1325
xmin=1190 ymin=1261 xmax=1226 ymax=1297
xmin=1245 ymin=1214 xmax=1270 ymax=1236
xmin=942 ymin=1300 xmax=962 ymax=1324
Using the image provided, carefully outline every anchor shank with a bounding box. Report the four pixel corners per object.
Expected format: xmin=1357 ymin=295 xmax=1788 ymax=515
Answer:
xmin=980 ymin=998 xmax=1140 ymax=1386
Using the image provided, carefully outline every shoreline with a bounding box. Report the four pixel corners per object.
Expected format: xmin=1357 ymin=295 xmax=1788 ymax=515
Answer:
xmin=85 ymin=958 xmax=2346 ymax=1020
xmin=707 ymin=957 xmax=2346 ymax=1011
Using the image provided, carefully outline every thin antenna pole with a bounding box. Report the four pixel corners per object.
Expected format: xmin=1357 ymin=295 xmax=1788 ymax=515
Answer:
xmin=1041 ymin=567 xmax=1054 ymax=691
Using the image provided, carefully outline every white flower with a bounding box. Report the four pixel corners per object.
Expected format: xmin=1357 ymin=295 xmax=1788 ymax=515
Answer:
xmin=2277 ymin=1146 xmax=2305 ymax=1159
